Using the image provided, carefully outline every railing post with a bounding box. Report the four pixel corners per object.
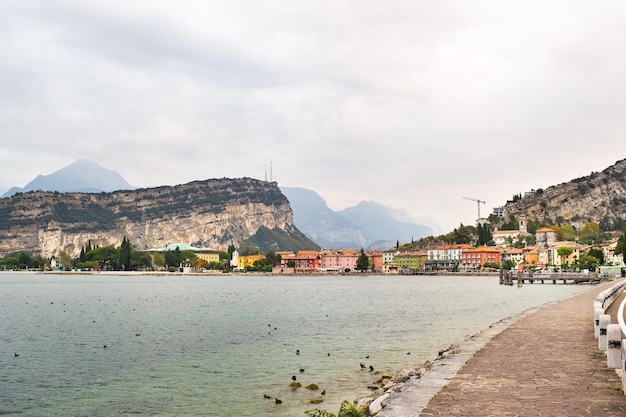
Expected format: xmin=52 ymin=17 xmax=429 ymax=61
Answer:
xmin=607 ymin=324 xmax=622 ymax=368
xmin=599 ymin=314 xmax=610 ymax=351
xmin=594 ymin=307 xmax=603 ymax=339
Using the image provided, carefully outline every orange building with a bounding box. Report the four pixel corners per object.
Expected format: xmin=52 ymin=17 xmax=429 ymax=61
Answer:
xmin=367 ymin=250 xmax=383 ymax=272
xmin=461 ymin=246 xmax=502 ymax=270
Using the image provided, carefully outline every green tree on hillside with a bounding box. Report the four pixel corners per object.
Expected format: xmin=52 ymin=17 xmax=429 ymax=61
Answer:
xmin=477 ymin=223 xmax=493 ymax=246
xmin=579 ymin=222 xmax=601 ymax=243
xmin=616 ymin=229 xmax=626 ymax=256
xmin=561 ymin=224 xmax=577 ymax=241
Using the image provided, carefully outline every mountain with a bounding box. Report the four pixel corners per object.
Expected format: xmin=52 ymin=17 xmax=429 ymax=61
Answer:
xmin=2 ymin=159 xmax=133 ymax=197
xmin=495 ymin=158 xmax=626 ymax=230
xmin=281 ymin=187 xmax=369 ymax=249
xmin=337 ymin=201 xmax=434 ymax=249
xmin=281 ymin=187 xmax=435 ymax=250
xmin=0 ymin=178 xmax=318 ymax=258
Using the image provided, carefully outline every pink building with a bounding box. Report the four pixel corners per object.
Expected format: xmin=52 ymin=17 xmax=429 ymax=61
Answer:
xmin=320 ymin=249 xmax=359 ymax=272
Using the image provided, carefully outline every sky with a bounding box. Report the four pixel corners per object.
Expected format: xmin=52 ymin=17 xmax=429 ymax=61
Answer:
xmin=1 ymin=1 xmax=626 ymax=234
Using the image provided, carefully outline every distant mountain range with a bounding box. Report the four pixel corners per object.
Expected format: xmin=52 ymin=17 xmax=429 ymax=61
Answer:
xmin=1 ymin=160 xmax=440 ymax=251
xmin=2 ymin=159 xmax=133 ymax=197
xmin=281 ymin=187 xmax=438 ymax=250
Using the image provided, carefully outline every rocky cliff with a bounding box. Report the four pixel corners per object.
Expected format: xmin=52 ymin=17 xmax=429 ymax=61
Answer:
xmin=0 ymin=178 xmax=316 ymax=257
xmin=498 ymin=158 xmax=626 ymax=229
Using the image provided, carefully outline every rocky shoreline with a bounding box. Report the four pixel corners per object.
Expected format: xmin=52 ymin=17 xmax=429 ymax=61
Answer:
xmin=351 ymin=308 xmax=539 ymax=416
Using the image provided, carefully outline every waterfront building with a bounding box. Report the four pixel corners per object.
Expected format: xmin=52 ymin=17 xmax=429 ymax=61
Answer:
xmin=366 ymin=250 xmax=383 ymax=273
xmin=292 ymin=250 xmax=320 ymax=273
xmin=381 ymin=250 xmax=398 ymax=274
xmin=427 ymin=244 xmax=471 ymax=270
xmin=237 ymin=254 xmax=265 ymax=269
xmin=460 ymin=246 xmax=502 ymax=270
xmin=382 ymin=250 xmax=396 ymax=265
xmin=599 ymin=255 xmax=625 ymax=278
xmin=501 ymin=247 xmax=524 ymax=269
xmin=320 ymin=249 xmax=359 ymax=272
xmin=522 ymin=247 xmax=540 ymax=267
xmin=539 ymin=241 xmax=588 ymax=269
xmin=394 ymin=252 xmax=423 ymax=272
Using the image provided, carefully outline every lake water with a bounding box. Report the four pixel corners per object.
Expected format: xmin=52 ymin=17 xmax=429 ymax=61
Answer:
xmin=0 ymin=273 xmax=587 ymax=417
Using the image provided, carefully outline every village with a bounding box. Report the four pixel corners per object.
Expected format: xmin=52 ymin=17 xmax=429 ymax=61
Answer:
xmin=228 ymin=220 xmax=625 ymax=278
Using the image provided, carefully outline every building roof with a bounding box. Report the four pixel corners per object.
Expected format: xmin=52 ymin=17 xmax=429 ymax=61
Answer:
xmin=147 ymin=243 xmax=215 ymax=252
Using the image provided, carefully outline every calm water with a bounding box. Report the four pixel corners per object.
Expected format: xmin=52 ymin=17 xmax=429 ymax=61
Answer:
xmin=1 ymin=273 xmax=587 ymax=416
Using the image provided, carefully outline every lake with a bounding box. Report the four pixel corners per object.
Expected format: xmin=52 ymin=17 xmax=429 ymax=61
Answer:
xmin=0 ymin=273 xmax=587 ymax=416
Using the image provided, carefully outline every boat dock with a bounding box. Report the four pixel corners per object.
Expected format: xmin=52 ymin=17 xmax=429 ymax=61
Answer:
xmin=499 ymin=269 xmax=603 ymax=285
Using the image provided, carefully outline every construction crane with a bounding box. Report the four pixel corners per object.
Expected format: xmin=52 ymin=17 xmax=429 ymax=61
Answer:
xmin=463 ymin=197 xmax=486 ymax=220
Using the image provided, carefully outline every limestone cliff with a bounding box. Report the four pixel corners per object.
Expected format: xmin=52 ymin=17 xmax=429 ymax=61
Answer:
xmin=0 ymin=178 xmax=317 ymax=257
xmin=498 ymin=158 xmax=626 ymax=229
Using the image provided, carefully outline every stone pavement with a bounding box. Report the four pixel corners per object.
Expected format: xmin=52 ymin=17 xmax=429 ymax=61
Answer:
xmin=378 ymin=280 xmax=626 ymax=417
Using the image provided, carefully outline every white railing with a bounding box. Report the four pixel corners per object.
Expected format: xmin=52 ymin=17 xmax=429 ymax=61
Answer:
xmin=594 ymin=278 xmax=626 ymax=394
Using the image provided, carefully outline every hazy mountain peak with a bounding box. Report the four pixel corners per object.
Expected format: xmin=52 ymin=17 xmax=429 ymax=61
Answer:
xmin=281 ymin=187 xmax=436 ymax=250
xmin=2 ymin=159 xmax=133 ymax=197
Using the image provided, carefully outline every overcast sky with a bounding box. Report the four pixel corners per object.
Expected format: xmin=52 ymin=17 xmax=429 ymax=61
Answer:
xmin=1 ymin=1 xmax=625 ymax=233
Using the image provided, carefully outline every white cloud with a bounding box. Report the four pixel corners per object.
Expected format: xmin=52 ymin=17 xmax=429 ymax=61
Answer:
xmin=1 ymin=0 xmax=625 ymax=232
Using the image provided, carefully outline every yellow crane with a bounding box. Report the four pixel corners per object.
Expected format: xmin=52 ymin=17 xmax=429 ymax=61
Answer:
xmin=463 ymin=197 xmax=486 ymax=220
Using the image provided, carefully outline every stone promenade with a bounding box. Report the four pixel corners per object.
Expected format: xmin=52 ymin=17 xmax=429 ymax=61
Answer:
xmin=379 ymin=280 xmax=626 ymax=417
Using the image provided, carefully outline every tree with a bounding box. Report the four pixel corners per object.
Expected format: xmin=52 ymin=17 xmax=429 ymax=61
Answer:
xmin=119 ymin=236 xmax=131 ymax=271
xmin=192 ymin=258 xmax=210 ymax=271
xmin=87 ymin=246 xmax=119 ymax=270
xmin=180 ymin=250 xmax=197 ymax=266
xmin=164 ymin=247 xmax=182 ymax=268
xmin=557 ymin=247 xmax=573 ymax=267
xmin=356 ymin=249 xmax=370 ymax=272
xmin=560 ymin=224 xmax=577 ymax=241
xmin=579 ymin=222 xmax=600 ymax=243
xmin=502 ymin=259 xmax=516 ymax=270
xmin=59 ymin=251 xmax=73 ymax=270
xmin=152 ymin=252 xmax=165 ymax=269
xmin=587 ymin=248 xmax=604 ymax=265
xmin=264 ymin=251 xmax=281 ymax=268
xmin=577 ymin=254 xmax=599 ymax=271
xmin=616 ymin=229 xmax=626 ymax=256
xmin=18 ymin=252 xmax=31 ymax=269
xmin=130 ymin=249 xmax=153 ymax=270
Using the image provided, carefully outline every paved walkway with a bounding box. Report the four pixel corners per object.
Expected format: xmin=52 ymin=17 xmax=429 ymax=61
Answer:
xmin=378 ymin=280 xmax=626 ymax=417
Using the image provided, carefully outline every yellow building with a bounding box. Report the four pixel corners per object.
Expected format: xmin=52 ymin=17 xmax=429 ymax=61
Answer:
xmin=395 ymin=252 xmax=424 ymax=271
xmin=237 ymin=254 xmax=266 ymax=269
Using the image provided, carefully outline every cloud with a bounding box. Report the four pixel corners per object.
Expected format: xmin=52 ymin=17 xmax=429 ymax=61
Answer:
xmin=1 ymin=0 xmax=625 ymax=233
